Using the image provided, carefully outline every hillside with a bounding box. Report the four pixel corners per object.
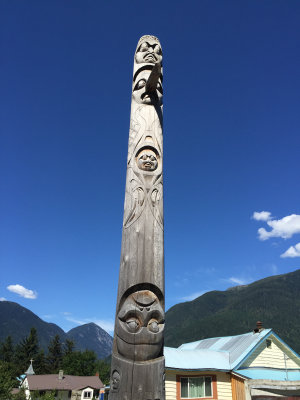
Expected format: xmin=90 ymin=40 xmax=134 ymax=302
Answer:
xmin=0 ymin=301 xmax=112 ymax=359
xmin=0 ymin=301 xmax=66 ymax=349
xmin=165 ymin=269 xmax=300 ymax=353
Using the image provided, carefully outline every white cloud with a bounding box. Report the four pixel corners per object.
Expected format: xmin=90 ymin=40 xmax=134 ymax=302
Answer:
xmin=280 ymin=242 xmax=300 ymax=258
xmin=61 ymin=311 xmax=72 ymax=316
xmin=181 ymin=291 xmax=207 ymax=301
xmin=252 ymin=211 xmax=272 ymax=221
xmin=0 ymin=297 xmax=6 ymax=301
xmin=43 ymin=314 xmax=55 ymax=320
xmin=7 ymin=284 xmax=37 ymax=299
xmin=65 ymin=316 xmax=114 ymax=334
xmin=258 ymin=214 xmax=300 ymax=241
xmin=228 ymin=277 xmax=247 ymax=285
xmin=270 ymin=264 xmax=278 ymax=275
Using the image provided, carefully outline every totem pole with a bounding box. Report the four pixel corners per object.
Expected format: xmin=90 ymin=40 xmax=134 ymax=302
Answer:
xmin=109 ymin=35 xmax=164 ymax=400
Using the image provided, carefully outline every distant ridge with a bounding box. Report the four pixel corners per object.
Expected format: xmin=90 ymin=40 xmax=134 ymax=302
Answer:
xmin=2 ymin=269 xmax=300 ymax=358
xmin=165 ymin=269 xmax=300 ymax=353
xmin=0 ymin=301 xmax=112 ymax=359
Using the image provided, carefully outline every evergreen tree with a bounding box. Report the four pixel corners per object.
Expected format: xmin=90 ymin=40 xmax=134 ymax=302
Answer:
xmin=0 ymin=360 xmax=16 ymax=400
xmin=46 ymin=335 xmax=62 ymax=373
xmin=64 ymin=339 xmax=75 ymax=356
xmin=95 ymin=360 xmax=110 ymax=385
xmin=34 ymin=349 xmax=46 ymax=374
xmin=0 ymin=336 xmax=14 ymax=362
xmin=62 ymin=350 xmax=97 ymax=376
xmin=14 ymin=328 xmax=39 ymax=375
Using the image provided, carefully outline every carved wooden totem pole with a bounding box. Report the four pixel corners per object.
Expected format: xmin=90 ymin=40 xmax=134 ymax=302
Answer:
xmin=109 ymin=35 xmax=164 ymax=400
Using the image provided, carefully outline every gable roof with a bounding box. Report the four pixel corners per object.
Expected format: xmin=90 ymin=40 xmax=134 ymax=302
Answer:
xmin=165 ymin=329 xmax=273 ymax=371
xmin=26 ymin=375 xmax=104 ymax=391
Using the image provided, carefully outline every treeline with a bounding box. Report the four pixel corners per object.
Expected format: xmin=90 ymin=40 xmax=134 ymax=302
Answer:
xmin=0 ymin=328 xmax=110 ymax=398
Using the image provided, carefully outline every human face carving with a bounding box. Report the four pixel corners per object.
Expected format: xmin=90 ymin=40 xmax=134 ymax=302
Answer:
xmin=135 ymin=40 xmax=162 ymax=64
xmin=111 ymin=370 xmax=120 ymax=392
xmin=137 ymin=149 xmax=158 ymax=171
xmin=132 ymin=70 xmax=163 ymax=105
xmin=116 ymin=290 xmax=164 ymax=361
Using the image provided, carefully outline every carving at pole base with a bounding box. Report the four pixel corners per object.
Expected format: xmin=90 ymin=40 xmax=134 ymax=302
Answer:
xmin=109 ymin=356 xmax=165 ymax=400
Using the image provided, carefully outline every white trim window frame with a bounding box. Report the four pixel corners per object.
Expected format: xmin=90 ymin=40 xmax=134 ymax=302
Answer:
xmin=180 ymin=376 xmax=212 ymax=398
xmin=83 ymin=391 xmax=92 ymax=399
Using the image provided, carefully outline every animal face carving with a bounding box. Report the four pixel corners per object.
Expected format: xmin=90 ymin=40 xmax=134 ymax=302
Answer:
xmin=137 ymin=149 xmax=158 ymax=171
xmin=116 ymin=290 xmax=164 ymax=361
xmin=135 ymin=38 xmax=162 ymax=64
xmin=132 ymin=69 xmax=163 ymax=105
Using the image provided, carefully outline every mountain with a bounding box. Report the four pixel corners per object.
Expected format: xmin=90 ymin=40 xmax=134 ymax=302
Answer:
xmin=67 ymin=323 xmax=113 ymax=359
xmin=165 ymin=269 xmax=300 ymax=353
xmin=0 ymin=301 xmax=66 ymax=350
xmin=0 ymin=301 xmax=112 ymax=359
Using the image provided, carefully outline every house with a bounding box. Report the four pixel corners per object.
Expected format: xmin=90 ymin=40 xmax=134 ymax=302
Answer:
xmin=21 ymin=368 xmax=104 ymax=400
xmin=164 ymin=323 xmax=300 ymax=400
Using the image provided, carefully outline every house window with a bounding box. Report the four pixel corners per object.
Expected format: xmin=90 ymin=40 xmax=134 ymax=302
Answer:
xmin=180 ymin=377 xmax=212 ymax=398
xmin=83 ymin=392 xmax=92 ymax=399
xmin=266 ymin=339 xmax=272 ymax=348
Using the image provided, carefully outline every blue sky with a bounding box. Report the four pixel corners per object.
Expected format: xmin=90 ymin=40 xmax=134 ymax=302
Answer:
xmin=1 ymin=1 xmax=300 ymax=335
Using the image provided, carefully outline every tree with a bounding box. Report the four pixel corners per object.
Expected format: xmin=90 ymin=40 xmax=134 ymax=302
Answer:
xmin=95 ymin=360 xmax=110 ymax=385
xmin=62 ymin=350 xmax=97 ymax=376
xmin=14 ymin=328 xmax=39 ymax=375
xmin=34 ymin=349 xmax=46 ymax=374
xmin=46 ymin=335 xmax=63 ymax=373
xmin=64 ymin=339 xmax=75 ymax=356
xmin=12 ymin=388 xmax=27 ymax=400
xmin=0 ymin=336 xmax=14 ymax=362
xmin=0 ymin=360 xmax=16 ymax=400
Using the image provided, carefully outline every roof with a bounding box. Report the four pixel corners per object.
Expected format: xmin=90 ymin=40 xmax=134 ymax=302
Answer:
xmin=238 ymin=368 xmax=300 ymax=381
xmin=164 ymin=347 xmax=230 ymax=370
xmin=165 ymin=329 xmax=272 ymax=371
xmin=26 ymin=375 xmax=104 ymax=391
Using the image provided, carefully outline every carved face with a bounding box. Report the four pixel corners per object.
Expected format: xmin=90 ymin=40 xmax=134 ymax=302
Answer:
xmin=135 ymin=39 xmax=162 ymax=64
xmin=111 ymin=370 xmax=120 ymax=392
xmin=137 ymin=149 xmax=158 ymax=171
xmin=132 ymin=69 xmax=163 ymax=105
xmin=116 ymin=290 xmax=164 ymax=361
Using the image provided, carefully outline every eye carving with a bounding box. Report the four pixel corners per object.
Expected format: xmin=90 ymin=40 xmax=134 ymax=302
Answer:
xmin=148 ymin=319 xmax=159 ymax=333
xmin=154 ymin=45 xmax=161 ymax=54
xmin=126 ymin=317 xmax=140 ymax=333
xmin=134 ymin=79 xmax=146 ymax=91
xmin=140 ymin=43 xmax=148 ymax=52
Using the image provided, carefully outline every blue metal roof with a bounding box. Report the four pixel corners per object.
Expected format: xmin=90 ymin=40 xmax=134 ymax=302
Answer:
xmin=164 ymin=347 xmax=230 ymax=371
xmin=165 ymin=329 xmax=273 ymax=371
xmin=237 ymin=368 xmax=300 ymax=381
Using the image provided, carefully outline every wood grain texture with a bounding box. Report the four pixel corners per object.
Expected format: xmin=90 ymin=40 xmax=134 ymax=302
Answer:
xmin=109 ymin=35 xmax=165 ymax=400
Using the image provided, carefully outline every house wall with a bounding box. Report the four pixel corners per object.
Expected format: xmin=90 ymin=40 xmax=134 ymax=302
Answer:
xmin=241 ymin=337 xmax=300 ymax=369
xmin=165 ymin=370 xmax=232 ymax=400
xmin=231 ymin=375 xmax=245 ymax=400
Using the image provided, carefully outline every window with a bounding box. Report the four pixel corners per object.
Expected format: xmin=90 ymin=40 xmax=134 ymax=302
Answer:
xmin=180 ymin=377 xmax=212 ymax=398
xmin=83 ymin=392 xmax=92 ymax=399
xmin=266 ymin=339 xmax=272 ymax=348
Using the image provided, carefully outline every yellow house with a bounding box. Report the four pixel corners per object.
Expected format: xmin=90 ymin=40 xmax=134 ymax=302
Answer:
xmin=164 ymin=325 xmax=300 ymax=399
